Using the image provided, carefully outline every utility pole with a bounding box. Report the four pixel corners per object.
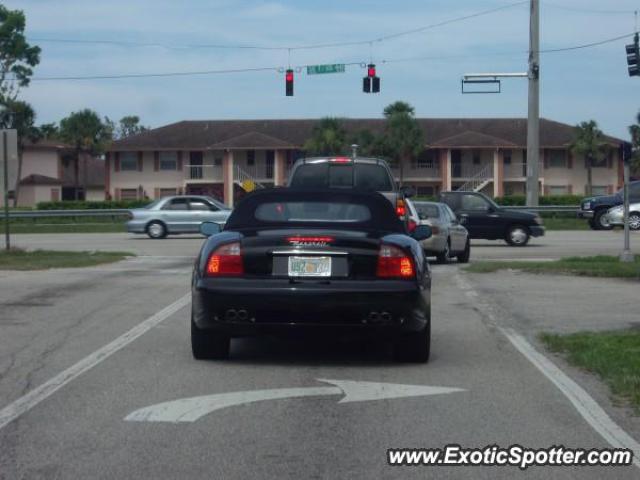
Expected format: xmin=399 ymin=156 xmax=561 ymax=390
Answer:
xmin=620 ymin=144 xmax=634 ymax=263
xmin=3 ymin=130 xmax=9 ymax=250
xmin=526 ymin=0 xmax=540 ymax=206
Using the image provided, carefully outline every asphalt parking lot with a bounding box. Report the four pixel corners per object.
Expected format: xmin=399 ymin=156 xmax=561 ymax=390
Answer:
xmin=0 ymin=230 xmax=639 ymax=479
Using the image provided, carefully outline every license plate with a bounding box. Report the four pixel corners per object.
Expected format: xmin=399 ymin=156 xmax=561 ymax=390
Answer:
xmin=287 ymin=256 xmax=331 ymax=277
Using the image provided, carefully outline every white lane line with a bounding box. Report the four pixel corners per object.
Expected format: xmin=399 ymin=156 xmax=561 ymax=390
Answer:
xmin=0 ymin=293 xmax=190 ymax=431
xmin=500 ymin=327 xmax=640 ymax=469
xmin=456 ymin=272 xmax=640 ymax=469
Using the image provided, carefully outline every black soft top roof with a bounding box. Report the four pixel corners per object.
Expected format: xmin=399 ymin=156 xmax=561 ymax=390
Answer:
xmin=224 ymin=188 xmax=404 ymax=232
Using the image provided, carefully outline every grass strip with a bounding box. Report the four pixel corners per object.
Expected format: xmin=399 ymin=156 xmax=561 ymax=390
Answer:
xmin=0 ymin=248 xmax=134 ymax=270
xmin=540 ymin=330 xmax=640 ymax=411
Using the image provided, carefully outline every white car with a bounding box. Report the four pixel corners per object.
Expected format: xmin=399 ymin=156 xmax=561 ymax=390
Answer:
xmin=606 ymin=203 xmax=640 ymax=230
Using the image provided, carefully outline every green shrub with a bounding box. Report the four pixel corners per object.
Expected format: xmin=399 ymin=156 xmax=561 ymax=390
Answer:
xmin=36 ymin=200 xmax=150 ymax=210
xmin=494 ymin=195 xmax=582 ymax=206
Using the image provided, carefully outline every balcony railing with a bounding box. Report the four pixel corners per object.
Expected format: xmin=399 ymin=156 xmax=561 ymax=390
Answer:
xmin=451 ymin=163 xmax=493 ymax=179
xmin=391 ymin=162 xmax=441 ymax=180
xmin=184 ymin=164 xmax=223 ymax=182
xmin=236 ymin=163 xmax=274 ymax=180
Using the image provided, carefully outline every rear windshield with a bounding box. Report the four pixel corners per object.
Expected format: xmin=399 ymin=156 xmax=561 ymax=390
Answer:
xmin=255 ymin=202 xmax=371 ymax=223
xmin=414 ymin=203 xmax=440 ymax=218
xmin=290 ymin=163 xmax=393 ymax=191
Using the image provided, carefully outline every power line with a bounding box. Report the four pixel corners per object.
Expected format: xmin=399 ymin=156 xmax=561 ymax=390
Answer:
xmin=27 ymin=1 xmax=528 ymax=53
xmin=17 ymin=30 xmax=638 ymax=82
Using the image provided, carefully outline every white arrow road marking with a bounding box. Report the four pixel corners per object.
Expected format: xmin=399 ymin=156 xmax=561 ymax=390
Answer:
xmin=124 ymin=379 xmax=465 ymax=423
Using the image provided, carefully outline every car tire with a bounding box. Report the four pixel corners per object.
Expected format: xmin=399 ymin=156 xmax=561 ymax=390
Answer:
xmin=435 ymin=240 xmax=450 ymax=264
xmin=505 ymin=225 xmax=530 ymax=246
xmin=629 ymin=212 xmax=640 ymax=231
xmin=146 ymin=221 xmax=167 ymax=239
xmin=457 ymin=239 xmax=471 ymax=263
xmin=594 ymin=209 xmax=613 ymax=230
xmin=588 ymin=219 xmax=599 ymax=230
xmin=394 ymin=319 xmax=431 ymax=363
xmin=191 ymin=317 xmax=230 ymax=360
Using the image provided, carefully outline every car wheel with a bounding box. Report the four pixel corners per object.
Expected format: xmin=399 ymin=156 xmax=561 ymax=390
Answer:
xmin=629 ymin=212 xmax=640 ymax=231
xmin=146 ymin=221 xmax=167 ymax=239
xmin=435 ymin=240 xmax=450 ymax=264
xmin=457 ymin=238 xmax=471 ymax=263
xmin=191 ymin=316 xmax=230 ymax=360
xmin=588 ymin=219 xmax=599 ymax=230
xmin=594 ymin=209 xmax=613 ymax=230
xmin=505 ymin=225 xmax=530 ymax=246
xmin=394 ymin=319 xmax=431 ymax=363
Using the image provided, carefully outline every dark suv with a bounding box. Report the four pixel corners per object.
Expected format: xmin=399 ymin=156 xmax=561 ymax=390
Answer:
xmin=287 ymin=156 xmax=412 ymax=222
xmin=577 ymin=181 xmax=640 ymax=230
xmin=437 ymin=191 xmax=545 ymax=246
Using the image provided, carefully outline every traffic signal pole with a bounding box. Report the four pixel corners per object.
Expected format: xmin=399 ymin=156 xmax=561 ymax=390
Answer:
xmin=526 ymin=0 xmax=540 ymax=207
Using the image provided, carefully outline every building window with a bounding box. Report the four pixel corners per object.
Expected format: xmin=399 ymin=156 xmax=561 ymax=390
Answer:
xmin=247 ymin=150 xmax=256 ymax=166
xmin=120 ymin=188 xmax=138 ymax=200
xmin=214 ymin=156 xmax=222 ymax=167
xmin=159 ymin=152 xmax=178 ymax=170
xmin=548 ymin=185 xmax=569 ymax=195
xmin=120 ymin=152 xmax=138 ymax=171
xmin=503 ymin=149 xmax=512 ymax=165
xmin=591 ymin=185 xmax=608 ymax=196
xmin=548 ymin=150 xmax=567 ymax=168
xmin=414 ymin=150 xmax=436 ymax=169
xmin=159 ymin=188 xmax=177 ymax=197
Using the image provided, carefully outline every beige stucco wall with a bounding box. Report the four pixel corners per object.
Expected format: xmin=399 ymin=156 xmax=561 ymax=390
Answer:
xmin=17 ymin=185 xmax=59 ymax=207
xmin=21 ymin=149 xmax=59 ymax=180
xmin=110 ymin=151 xmax=186 ymax=199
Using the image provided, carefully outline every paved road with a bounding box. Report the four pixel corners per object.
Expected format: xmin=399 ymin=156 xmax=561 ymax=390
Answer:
xmin=9 ymin=229 xmax=640 ymax=260
xmin=1 ymin=256 xmax=638 ymax=479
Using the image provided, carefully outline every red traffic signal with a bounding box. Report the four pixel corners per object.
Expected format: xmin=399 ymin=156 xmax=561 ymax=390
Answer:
xmin=285 ymin=69 xmax=294 ymax=96
xmin=363 ymin=64 xmax=380 ymax=93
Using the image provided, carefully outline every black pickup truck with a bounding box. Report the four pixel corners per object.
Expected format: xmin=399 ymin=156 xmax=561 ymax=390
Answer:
xmin=577 ymin=181 xmax=640 ymax=230
xmin=437 ymin=191 xmax=545 ymax=246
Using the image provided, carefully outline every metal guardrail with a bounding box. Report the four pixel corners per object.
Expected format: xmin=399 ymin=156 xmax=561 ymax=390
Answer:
xmin=6 ymin=209 xmax=132 ymax=219
xmin=501 ymin=205 xmax=579 ymax=212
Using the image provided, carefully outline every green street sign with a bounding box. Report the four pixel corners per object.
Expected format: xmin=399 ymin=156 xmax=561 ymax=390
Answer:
xmin=306 ymin=64 xmax=346 ymax=75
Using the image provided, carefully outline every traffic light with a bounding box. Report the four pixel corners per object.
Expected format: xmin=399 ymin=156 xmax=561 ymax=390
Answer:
xmin=363 ymin=64 xmax=380 ymax=93
xmin=285 ymin=69 xmax=294 ymax=96
xmin=626 ymin=33 xmax=639 ymax=77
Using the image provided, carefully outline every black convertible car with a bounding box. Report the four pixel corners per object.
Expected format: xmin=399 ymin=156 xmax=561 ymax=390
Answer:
xmin=191 ymin=189 xmax=433 ymax=362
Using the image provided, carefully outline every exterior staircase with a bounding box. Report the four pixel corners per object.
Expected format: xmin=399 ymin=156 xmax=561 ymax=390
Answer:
xmin=234 ymin=165 xmax=265 ymax=192
xmin=457 ymin=164 xmax=493 ymax=192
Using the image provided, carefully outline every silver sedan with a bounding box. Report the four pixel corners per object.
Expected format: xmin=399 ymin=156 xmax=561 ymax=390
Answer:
xmin=606 ymin=203 xmax=640 ymax=230
xmin=127 ymin=195 xmax=231 ymax=239
xmin=408 ymin=200 xmax=470 ymax=264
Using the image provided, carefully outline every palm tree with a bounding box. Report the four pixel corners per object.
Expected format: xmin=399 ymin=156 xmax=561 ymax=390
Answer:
xmin=303 ymin=117 xmax=347 ymax=156
xmin=381 ymin=102 xmax=424 ymax=185
xmin=570 ymin=120 xmax=609 ymax=196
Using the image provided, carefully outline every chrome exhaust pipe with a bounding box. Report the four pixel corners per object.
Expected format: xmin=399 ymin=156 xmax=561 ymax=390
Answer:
xmin=225 ymin=309 xmax=237 ymax=321
xmin=237 ymin=309 xmax=248 ymax=321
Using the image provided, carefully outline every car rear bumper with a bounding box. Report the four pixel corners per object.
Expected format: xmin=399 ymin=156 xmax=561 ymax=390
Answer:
xmin=192 ymin=278 xmax=430 ymax=336
xmin=126 ymin=220 xmax=147 ymax=234
xmin=530 ymin=225 xmax=545 ymax=237
xmin=420 ymin=233 xmax=448 ymax=254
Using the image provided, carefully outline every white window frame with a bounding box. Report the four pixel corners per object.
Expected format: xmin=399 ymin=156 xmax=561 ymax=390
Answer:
xmin=159 ymin=152 xmax=178 ymax=171
xmin=548 ymin=185 xmax=569 ymax=195
xmin=120 ymin=152 xmax=138 ymax=171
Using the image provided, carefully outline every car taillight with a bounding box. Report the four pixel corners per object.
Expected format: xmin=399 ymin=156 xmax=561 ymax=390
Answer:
xmin=407 ymin=219 xmax=417 ymax=233
xmin=396 ymin=198 xmax=406 ymax=217
xmin=205 ymin=242 xmax=243 ymax=276
xmin=376 ymin=244 xmax=415 ymax=279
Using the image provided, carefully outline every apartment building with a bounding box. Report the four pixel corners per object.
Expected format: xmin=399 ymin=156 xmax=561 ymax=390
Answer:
xmin=107 ymin=118 xmax=626 ymax=207
xmin=10 ymin=140 xmax=105 ymax=206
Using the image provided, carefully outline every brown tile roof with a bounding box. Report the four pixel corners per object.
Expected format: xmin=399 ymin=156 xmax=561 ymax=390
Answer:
xmin=207 ymin=131 xmax=293 ymax=150
xmin=431 ymin=130 xmax=517 ymax=148
xmin=19 ymin=174 xmax=63 ymax=186
xmin=23 ymin=139 xmax=73 ymax=150
xmin=109 ymin=118 xmax=625 ymax=151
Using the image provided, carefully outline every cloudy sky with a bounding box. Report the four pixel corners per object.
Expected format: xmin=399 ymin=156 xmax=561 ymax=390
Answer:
xmin=7 ymin=0 xmax=640 ymax=138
